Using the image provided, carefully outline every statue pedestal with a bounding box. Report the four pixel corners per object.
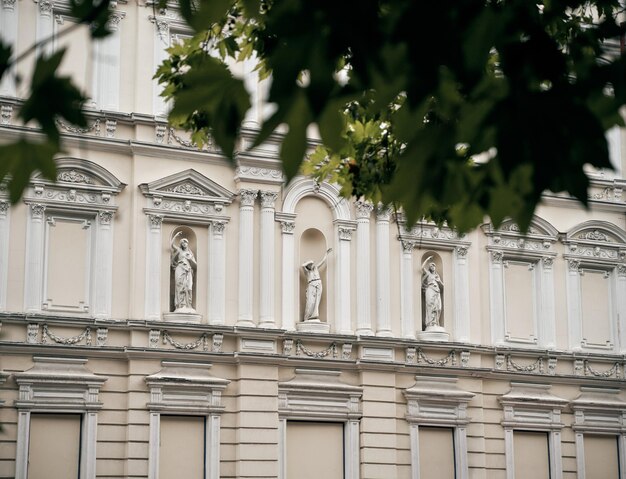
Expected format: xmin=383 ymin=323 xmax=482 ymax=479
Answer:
xmin=296 ymin=320 xmax=330 ymax=333
xmin=162 ymin=311 xmax=202 ymax=323
xmin=416 ymin=326 xmax=449 ymax=342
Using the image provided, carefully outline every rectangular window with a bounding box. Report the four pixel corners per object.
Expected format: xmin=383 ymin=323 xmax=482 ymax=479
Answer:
xmin=513 ymin=430 xmax=550 ymax=479
xmin=159 ymin=415 xmax=205 ymax=479
xmin=504 ymin=260 xmax=536 ymax=342
xmin=28 ymin=413 xmax=82 ymax=479
xmin=581 ymin=269 xmax=612 ymax=346
xmin=419 ymin=426 xmax=456 ymax=479
xmin=286 ymin=421 xmax=344 ymax=479
xmin=584 ymin=434 xmax=620 ymax=478
xmin=44 ymin=216 xmax=93 ymax=313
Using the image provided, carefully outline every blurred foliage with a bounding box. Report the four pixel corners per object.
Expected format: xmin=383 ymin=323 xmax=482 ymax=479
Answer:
xmin=1 ymin=0 xmax=625 ymax=232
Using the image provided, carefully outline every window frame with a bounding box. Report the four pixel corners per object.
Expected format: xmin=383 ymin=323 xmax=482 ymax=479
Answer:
xmin=499 ymin=382 xmax=567 ymax=479
xmin=145 ymin=360 xmax=230 ymax=479
xmin=13 ymin=356 xmax=107 ymax=479
xmin=403 ymin=375 xmax=474 ymax=479
xmin=277 ymin=368 xmax=363 ymax=479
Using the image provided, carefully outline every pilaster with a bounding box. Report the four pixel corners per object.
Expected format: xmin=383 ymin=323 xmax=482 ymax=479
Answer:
xmin=0 ymin=200 xmax=9 ymax=310
xmin=144 ymin=214 xmax=163 ymax=320
xmin=355 ymin=201 xmax=373 ymax=335
xmin=336 ymin=221 xmax=355 ymax=334
xmin=209 ymin=221 xmax=227 ymax=325
xmin=237 ymin=189 xmax=257 ymax=326
xmin=400 ymin=239 xmax=416 ymax=338
xmin=259 ymin=191 xmax=278 ymax=328
xmin=375 ymin=204 xmax=392 ymax=336
xmin=277 ymin=213 xmax=296 ymax=330
xmin=24 ymin=203 xmax=46 ymax=312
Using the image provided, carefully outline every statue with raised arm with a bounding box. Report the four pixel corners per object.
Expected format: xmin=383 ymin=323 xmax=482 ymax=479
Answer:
xmin=421 ymin=256 xmax=443 ymax=328
xmin=302 ymin=248 xmax=332 ymax=321
xmin=171 ymin=231 xmax=197 ymax=312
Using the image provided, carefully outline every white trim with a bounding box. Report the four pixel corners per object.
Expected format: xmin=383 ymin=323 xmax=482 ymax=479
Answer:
xmin=237 ymin=189 xmax=257 ymax=326
xmin=571 ymin=386 xmax=626 ymax=479
xmin=145 ymin=361 xmax=230 ymax=479
xmin=145 ymin=214 xmax=163 ymax=320
xmin=0 ymin=199 xmax=9 ymax=311
xmin=483 ymin=217 xmax=558 ymax=348
xmin=563 ymin=221 xmax=626 ymax=353
xmin=278 ymin=369 xmax=362 ymax=479
xmin=400 ymin=240 xmax=415 ymax=338
xmin=375 ymin=205 xmax=392 ymax=336
xmin=403 ymin=376 xmax=474 ymax=479
xmin=0 ymin=0 xmax=18 ymax=97
xmin=355 ymin=201 xmax=373 ymax=335
xmin=258 ymin=191 xmax=278 ymax=328
xmin=499 ymin=382 xmax=567 ymax=479
xmin=13 ymin=357 xmax=107 ymax=479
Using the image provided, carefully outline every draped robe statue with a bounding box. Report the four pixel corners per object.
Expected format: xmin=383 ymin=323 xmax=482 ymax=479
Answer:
xmin=302 ymin=248 xmax=332 ymax=321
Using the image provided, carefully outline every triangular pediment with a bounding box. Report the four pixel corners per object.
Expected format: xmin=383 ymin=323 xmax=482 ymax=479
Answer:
xmin=139 ymin=169 xmax=234 ymax=203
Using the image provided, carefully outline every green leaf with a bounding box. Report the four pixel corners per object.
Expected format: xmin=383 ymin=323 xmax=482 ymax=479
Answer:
xmin=0 ymin=40 xmax=12 ymax=83
xmin=20 ymin=50 xmax=88 ymax=143
xmin=169 ymin=56 xmax=250 ymax=159
xmin=178 ymin=0 xmax=233 ymax=33
xmin=281 ymin=92 xmax=313 ymax=180
xmin=0 ymin=139 xmax=59 ymax=203
xmin=318 ymin=101 xmax=345 ymax=152
xmin=69 ymin=0 xmax=113 ymax=38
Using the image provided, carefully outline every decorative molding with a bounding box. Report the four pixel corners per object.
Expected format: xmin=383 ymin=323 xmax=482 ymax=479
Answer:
xmin=1 ymin=104 xmax=13 ymax=124
xmin=41 ymin=324 xmax=92 ymax=346
xmin=295 ymin=340 xmax=338 ymax=358
xmin=404 ymin=376 xmax=474 ymax=479
xmin=140 ymin=169 xmax=234 ymax=224
xmin=282 ymin=338 xmax=294 ymax=355
xmin=56 ymin=117 xmax=101 ymax=136
xmin=355 ymin=200 xmax=374 ymax=219
xmin=148 ymin=214 xmax=163 ymax=229
xmin=238 ymin=188 xmax=258 ymax=207
xmin=416 ymin=348 xmax=457 ymax=367
xmin=234 ymin=166 xmax=284 ymax=185
xmin=260 ymin=190 xmax=279 ymax=209
xmin=14 ymin=357 xmax=107 ymax=479
xmin=161 ymin=330 xmax=209 ymax=351
xmin=278 ymin=369 xmax=362 ymax=479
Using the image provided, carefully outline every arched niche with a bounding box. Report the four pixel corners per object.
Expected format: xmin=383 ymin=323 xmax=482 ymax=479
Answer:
xmin=282 ymin=177 xmax=351 ymax=221
xmin=169 ymin=226 xmax=198 ymax=312
xmin=299 ymin=228 xmax=329 ymax=323
xmin=419 ymin=251 xmax=445 ymax=331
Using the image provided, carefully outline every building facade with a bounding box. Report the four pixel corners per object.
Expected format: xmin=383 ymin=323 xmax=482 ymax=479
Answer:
xmin=1 ymin=1 xmax=626 ymax=478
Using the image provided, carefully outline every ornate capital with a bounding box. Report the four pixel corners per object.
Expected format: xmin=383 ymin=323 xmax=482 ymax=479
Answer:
xmin=148 ymin=214 xmax=163 ymax=229
xmin=0 ymin=104 xmax=13 ymax=125
xmin=617 ymin=264 xmax=626 ymax=278
xmin=151 ymin=16 xmax=170 ymax=40
xmin=338 ymin=226 xmax=354 ymax=241
xmin=490 ymin=250 xmax=504 ymax=263
xmin=280 ymin=221 xmax=295 ymax=234
xmin=38 ymin=0 xmax=53 ymax=15
xmin=568 ymin=258 xmax=581 ymax=272
xmin=98 ymin=210 xmax=113 ymax=225
xmin=0 ymin=200 xmax=8 ymax=217
xmin=260 ymin=191 xmax=278 ymax=209
xmin=355 ymin=200 xmax=374 ymax=219
xmin=30 ymin=203 xmax=46 ymax=219
xmin=542 ymin=256 xmax=554 ymax=270
xmin=238 ymin=189 xmax=258 ymax=207
xmin=375 ymin=203 xmax=393 ymax=222
xmin=212 ymin=220 xmax=226 ymax=235
xmin=107 ymin=11 xmax=125 ymax=30
xmin=401 ymin=239 xmax=416 ymax=253
xmin=2 ymin=0 xmax=16 ymax=10
xmin=455 ymin=246 xmax=468 ymax=258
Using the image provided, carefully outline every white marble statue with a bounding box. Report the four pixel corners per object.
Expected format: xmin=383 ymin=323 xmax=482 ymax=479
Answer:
xmin=421 ymin=256 xmax=443 ymax=328
xmin=302 ymin=248 xmax=332 ymax=321
xmin=171 ymin=231 xmax=197 ymax=312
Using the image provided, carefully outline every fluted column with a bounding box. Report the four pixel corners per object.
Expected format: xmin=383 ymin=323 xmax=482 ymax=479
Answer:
xmin=24 ymin=203 xmax=46 ymax=312
xmin=0 ymin=0 xmax=18 ymax=96
xmin=259 ymin=191 xmax=278 ymax=328
xmin=355 ymin=201 xmax=374 ymax=335
xmin=144 ymin=214 xmax=163 ymax=320
xmin=400 ymin=239 xmax=416 ymax=338
xmin=209 ymin=221 xmax=227 ymax=325
xmin=336 ymin=224 xmax=355 ymax=334
xmin=92 ymin=12 xmax=125 ymax=110
xmin=237 ymin=189 xmax=257 ymax=326
xmin=375 ymin=204 xmax=393 ymax=336
xmin=277 ymin=214 xmax=296 ymax=330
